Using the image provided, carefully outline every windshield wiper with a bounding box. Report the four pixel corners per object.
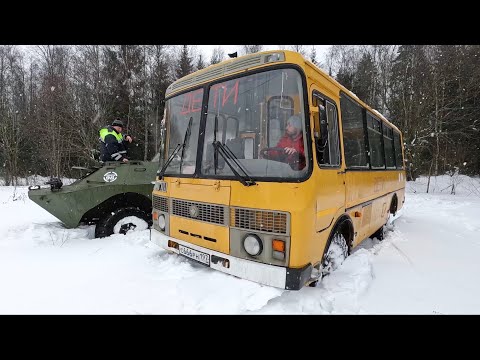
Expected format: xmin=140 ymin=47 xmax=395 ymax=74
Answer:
xmin=157 ymin=143 xmax=182 ymax=178
xmin=158 ymin=116 xmax=194 ymax=179
xmin=213 ymin=114 xmax=219 ymax=174
xmin=179 ymin=117 xmax=193 ymax=173
xmin=212 ymin=140 xmax=256 ymax=187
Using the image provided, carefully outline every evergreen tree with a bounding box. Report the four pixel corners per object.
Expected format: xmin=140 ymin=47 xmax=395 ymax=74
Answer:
xmin=335 ymin=68 xmax=354 ymax=90
xmin=352 ymin=52 xmax=378 ymax=108
xmin=175 ymin=45 xmax=194 ymax=80
xmin=196 ymin=54 xmax=206 ymax=71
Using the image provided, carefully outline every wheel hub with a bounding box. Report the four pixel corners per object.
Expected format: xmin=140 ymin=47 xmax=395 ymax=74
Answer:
xmin=119 ymin=223 xmax=137 ymax=235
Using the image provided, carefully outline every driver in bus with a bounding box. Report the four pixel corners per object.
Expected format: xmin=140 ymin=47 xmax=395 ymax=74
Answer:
xmin=261 ymin=115 xmax=306 ymax=170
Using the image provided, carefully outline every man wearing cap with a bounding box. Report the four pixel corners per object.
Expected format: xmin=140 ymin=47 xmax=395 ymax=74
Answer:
xmin=262 ymin=115 xmax=306 ymax=170
xmin=99 ymin=118 xmax=133 ymax=163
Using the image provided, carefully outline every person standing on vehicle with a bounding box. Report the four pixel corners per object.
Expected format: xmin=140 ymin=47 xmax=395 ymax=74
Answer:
xmin=99 ymin=118 xmax=133 ymax=163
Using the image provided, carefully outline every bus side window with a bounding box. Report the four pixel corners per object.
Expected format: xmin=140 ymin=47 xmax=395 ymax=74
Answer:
xmin=314 ymin=94 xmax=340 ymax=167
xmin=318 ymin=104 xmax=329 ymax=163
xmin=340 ymin=94 xmax=368 ymax=168
xmin=393 ymin=130 xmax=404 ymax=169
xmin=325 ymin=101 xmax=340 ymax=166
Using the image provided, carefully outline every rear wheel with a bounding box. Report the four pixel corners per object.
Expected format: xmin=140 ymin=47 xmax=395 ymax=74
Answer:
xmin=371 ymin=225 xmax=385 ymax=241
xmin=390 ymin=195 xmax=398 ymax=216
xmin=95 ymin=206 xmax=151 ymax=238
xmin=386 ymin=195 xmax=399 ymax=229
xmin=375 ymin=195 xmax=399 ymax=240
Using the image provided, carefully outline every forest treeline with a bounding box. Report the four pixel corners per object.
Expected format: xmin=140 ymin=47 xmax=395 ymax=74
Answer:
xmin=1 ymin=44 xmax=479 ymax=185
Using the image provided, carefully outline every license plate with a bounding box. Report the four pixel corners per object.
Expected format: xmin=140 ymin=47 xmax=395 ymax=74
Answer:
xmin=179 ymin=245 xmax=210 ymax=266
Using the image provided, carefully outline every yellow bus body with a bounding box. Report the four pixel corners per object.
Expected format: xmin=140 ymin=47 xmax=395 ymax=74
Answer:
xmin=151 ymin=50 xmax=406 ymax=290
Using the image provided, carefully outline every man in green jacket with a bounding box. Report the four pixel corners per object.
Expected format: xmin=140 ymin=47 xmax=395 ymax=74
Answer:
xmin=99 ymin=118 xmax=133 ymax=163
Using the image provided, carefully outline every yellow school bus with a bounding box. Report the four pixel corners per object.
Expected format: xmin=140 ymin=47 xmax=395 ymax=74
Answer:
xmin=150 ymin=50 xmax=405 ymax=290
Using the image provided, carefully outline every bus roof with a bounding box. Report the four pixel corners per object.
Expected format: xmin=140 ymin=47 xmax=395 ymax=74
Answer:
xmin=165 ymin=49 xmax=293 ymax=97
xmin=166 ymin=49 xmax=401 ymax=134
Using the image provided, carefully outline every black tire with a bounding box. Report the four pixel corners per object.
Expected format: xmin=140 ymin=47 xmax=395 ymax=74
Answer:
xmin=371 ymin=225 xmax=385 ymax=241
xmin=374 ymin=197 xmax=397 ymax=240
xmin=321 ymin=228 xmax=349 ymax=278
xmin=390 ymin=195 xmax=398 ymax=216
xmin=95 ymin=206 xmax=151 ymax=238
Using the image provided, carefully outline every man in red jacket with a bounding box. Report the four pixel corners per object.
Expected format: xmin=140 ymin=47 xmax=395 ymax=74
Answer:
xmin=262 ymin=115 xmax=306 ymax=170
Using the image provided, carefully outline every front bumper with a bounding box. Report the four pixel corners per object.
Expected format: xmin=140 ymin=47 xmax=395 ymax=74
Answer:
xmin=150 ymin=230 xmax=311 ymax=290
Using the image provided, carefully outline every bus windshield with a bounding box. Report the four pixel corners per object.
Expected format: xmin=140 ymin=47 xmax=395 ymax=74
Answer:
xmin=162 ymin=67 xmax=309 ymax=180
xmin=161 ymin=88 xmax=203 ymax=175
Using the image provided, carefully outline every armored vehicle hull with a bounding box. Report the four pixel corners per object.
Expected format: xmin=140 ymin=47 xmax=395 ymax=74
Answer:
xmin=28 ymin=160 xmax=158 ymax=238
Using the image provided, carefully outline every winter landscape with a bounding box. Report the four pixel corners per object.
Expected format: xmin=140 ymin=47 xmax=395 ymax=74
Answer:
xmin=1 ymin=45 xmax=479 ymax=315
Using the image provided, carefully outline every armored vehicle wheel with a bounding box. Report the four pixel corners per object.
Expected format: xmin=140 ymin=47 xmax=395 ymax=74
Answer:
xmin=95 ymin=206 xmax=151 ymax=238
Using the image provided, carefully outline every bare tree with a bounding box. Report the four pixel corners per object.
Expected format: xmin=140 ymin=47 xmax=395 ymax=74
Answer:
xmin=68 ymin=45 xmax=108 ymax=165
xmin=242 ymin=45 xmax=263 ymax=55
xmin=0 ymin=46 xmax=26 ymax=185
xmin=288 ymin=45 xmax=307 ymax=56
xmin=210 ymin=47 xmax=225 ymax=65
xmin=309 ymin=46 xmax=318 ymax=65
xmin=32 ymin=45 xmax=73 ymax=177
xmin=325 ymin=45 xmax=359 ymax=80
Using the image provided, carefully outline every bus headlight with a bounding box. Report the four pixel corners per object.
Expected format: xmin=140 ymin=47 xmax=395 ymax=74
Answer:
xmin=243 ymin=234 xmax=263 ymax=256
xmin=158 ymin=214 xmax=166 ymax=231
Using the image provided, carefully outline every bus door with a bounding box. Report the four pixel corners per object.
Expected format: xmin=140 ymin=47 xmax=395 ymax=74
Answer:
xmin=311 ymin=91 xmax=345 ymax=233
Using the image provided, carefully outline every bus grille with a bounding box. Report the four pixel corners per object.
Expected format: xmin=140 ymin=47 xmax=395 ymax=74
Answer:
xmin=230 ymin=207 xmax=289 ymax=235
xmin=172 ymin=199 xmax=226 ymax=225
xmin=152 ymin=195 xmax=168 ymax=213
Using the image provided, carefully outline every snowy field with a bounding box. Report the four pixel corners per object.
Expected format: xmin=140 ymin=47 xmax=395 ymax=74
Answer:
xmin=1 ymin=174 xmax=480 ymax=314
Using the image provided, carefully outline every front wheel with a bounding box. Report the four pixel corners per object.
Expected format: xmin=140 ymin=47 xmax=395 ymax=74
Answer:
xmin=321 ymin=230 xmax=349 ymax=278
xmin=95 ymin=206 xmax=151 ymax=238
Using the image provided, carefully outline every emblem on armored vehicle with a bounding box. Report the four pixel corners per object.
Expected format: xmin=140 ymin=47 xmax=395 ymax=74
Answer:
xmin=103 ymin=171 xmax=118 ymax=182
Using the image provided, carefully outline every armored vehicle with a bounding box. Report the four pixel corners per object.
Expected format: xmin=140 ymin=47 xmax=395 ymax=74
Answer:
xmin=28 ymin=158 xmax=158 ymax=238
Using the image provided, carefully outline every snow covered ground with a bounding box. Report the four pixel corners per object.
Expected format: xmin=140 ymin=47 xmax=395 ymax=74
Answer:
xmin=1 ymin=174 xmax=480 ymax=314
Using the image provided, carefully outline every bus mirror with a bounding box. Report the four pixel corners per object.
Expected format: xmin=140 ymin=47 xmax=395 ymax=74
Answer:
xmin=311 ymin=107 xmax=320 ymax=138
